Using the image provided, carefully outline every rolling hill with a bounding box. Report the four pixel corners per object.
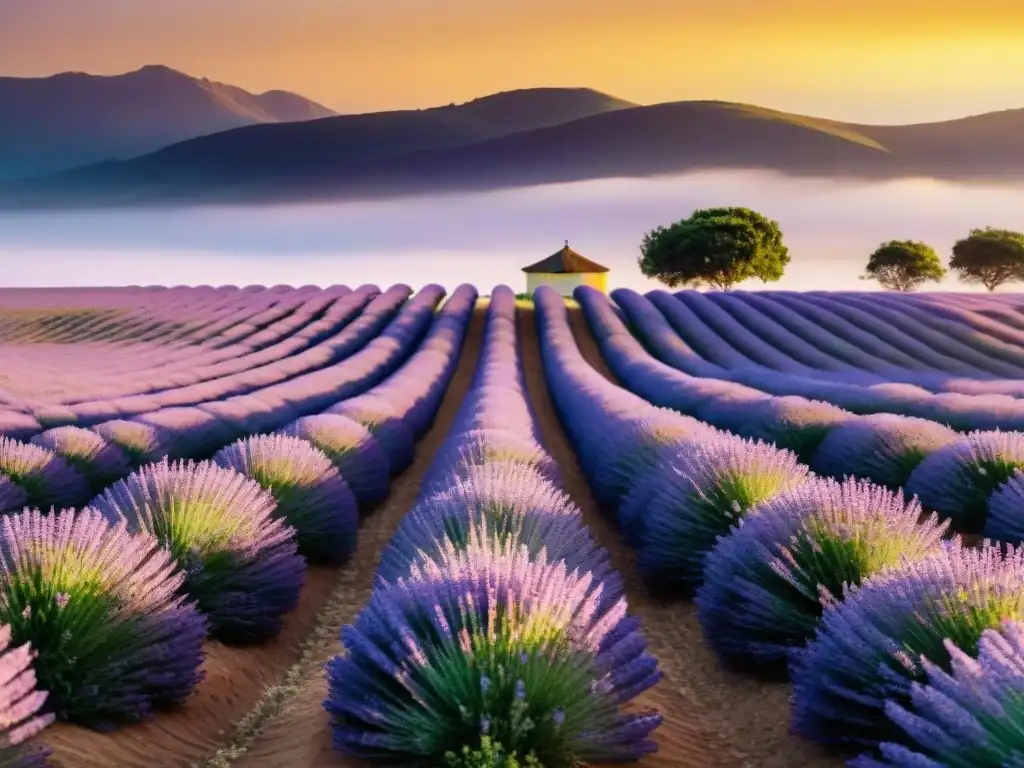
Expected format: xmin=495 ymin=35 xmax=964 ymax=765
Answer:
xmin=0 ymin=65 xmax=337 ymax=180
xmin=1 ymin=92 xmax=1023 ymax=209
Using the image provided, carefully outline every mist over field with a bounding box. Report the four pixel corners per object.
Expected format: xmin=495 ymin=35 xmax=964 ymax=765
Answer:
xmin=1 ymin=170 xmax=1022 ymax=292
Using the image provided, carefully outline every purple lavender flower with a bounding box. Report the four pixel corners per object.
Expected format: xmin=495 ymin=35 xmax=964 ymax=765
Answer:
xmin=696 ymin=477 xmax=947 ymax=669
xmin=0 ymin=478 xmax=27 ymax=516
xmin=0 ymin=508 xmax=206 ymax=728
xmin=0 ymin=438 xmax=89 ymax=509
xmin=906 ymin=430 xmax=1024 ymax=532
xmin=324 ymin=395 xmax=416 ymax=476
xmin=378 ymin=462 xmax=619 ymax=602
xmin=281 ymin=414 xmax=391 ymax=513
xmin=616 ymin=443 xmax=685 ymax=543
xmin=30 ymin=426 xmax=131 ymax=493
xmin=599 ymin=409 xmax=711 ymax=506
xmin=90 ymin=420 xmax=169 ymax=469
xmin=810 ymin=413 xmax=959 ymax=491
xmin=325 ymin=547 xmax=661 ymax=765
xmin=90 ymin=459 xmax=306 ymax=644
xmin=633 ymin=435 xmax=810 ymax=592
xmin=985 ymin=469 xmax=1024 ymax=546
xmin=696 ymin=395 xmax=852 ymax=463
xmin=849 ymin=619 xmax=1024 ymax=768
xmin=423 ymin=430 xmax=562 ymax=492
xmin=213 ymin=434 xmax=358 ymax=564
xmin=0 ymin=623 xmax=53 ymax=768
xmin=790 ymin=541 xmax=1024 ymax=749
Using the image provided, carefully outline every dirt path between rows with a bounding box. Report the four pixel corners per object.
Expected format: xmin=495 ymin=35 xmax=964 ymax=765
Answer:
xmin=43 ymin=567 xmax=340 ymax=768
xmin=219 ymin=302 xmax=487 ymax=768
xmin=40 ymin=303 xmax=487 ymax=768
xmin=556 ymin=306 xmax=842 ymax=768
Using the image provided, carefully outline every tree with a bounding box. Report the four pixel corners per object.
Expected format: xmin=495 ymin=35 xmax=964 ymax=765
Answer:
xmin=637 ymin=207 xmax=789 ymax=291
xmin=861 ymin=240 xmax=946 ymax=291
xmin=949 ymin=227 xmax=1024 ymax=292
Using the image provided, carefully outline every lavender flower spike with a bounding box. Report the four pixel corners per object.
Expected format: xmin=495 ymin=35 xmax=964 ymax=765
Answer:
xmin=850 ymin=619 xmax=1024 ymax=768
xmin=0 ymin=624 xmax=53 ymax=768
xmin=790 ymin=541 xmax=1024 ymax=750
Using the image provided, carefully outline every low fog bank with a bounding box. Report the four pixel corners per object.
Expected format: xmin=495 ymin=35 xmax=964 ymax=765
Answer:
xmin=0 ymin=170 xmax=1021 ymax=292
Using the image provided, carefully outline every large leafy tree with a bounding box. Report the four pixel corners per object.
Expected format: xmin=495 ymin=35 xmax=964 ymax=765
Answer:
xmin=950 ymin=227 xmax=1024 ymax=291
xmin=861 ymin=240 xmax=946 ymax=291
xmin=637 ymin=207 xmax=790 ymax=291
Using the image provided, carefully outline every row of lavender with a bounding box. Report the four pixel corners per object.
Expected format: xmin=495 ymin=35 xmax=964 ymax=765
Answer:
xmin=578 ymin=286 xmax=1024 ymax=538
xmin=0 ymin=284 xmax=449 ymax=515
xmin=616 ymin=288 xmax=1024 ymax=423
xmin=33 ymin=284 xmax=393 ymax=423
xmin=535 ymin=284 xmax=1024 ymax=767
xmin=0 ymin=286 xmax=478 ymax=766
xmin=658 ymin=289 xmax=1024 ymax=386
xmin=0 ymin=284 xmax=403 ymax=435
xmin=0 ymin=285 xmax=348 ymax=414
xmin=32 ymin=285 xmax=373 ymax=412
xmin=323 ymin=286 xmax=662 ymax=767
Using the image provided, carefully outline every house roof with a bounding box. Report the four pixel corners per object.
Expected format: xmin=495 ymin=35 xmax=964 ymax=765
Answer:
xmin=521 ymin=241 xmax=609 ymax=274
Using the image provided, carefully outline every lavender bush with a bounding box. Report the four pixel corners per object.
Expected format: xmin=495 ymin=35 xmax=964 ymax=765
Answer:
xmin=90 ymin=459 xmax=306 ymax=643
xmin=90 ymin=420 xmax=169 ymax=468
xmin=424 ymin=431 xmax=562 ymax=491
xmin=0 ymin=438 xmax=89 ymax=509
xmin=986 ymin=470 xmax=1024 ymax=545
xmin=695 ymin=395 xmax=851 ymax=463
xmin=633 ymin=436 xmax=809 ymax=591
xmin=377 ymin=463 xmax=617 ymax=598
xmin=324 ymin=395 xmax=416 ymax=476
xmin=281 ymin=414 xmax=391 ymax=512
xmin=696 ymin=477 xmax=947 ymax=669
xmin=850 ymin=619 xmax=1024 ymax=768
xmin=213 ymin=434 xmax=358 ymax=564
xmin=29 ymin=426 xmax=131 ymax=493
xmin=0 ymin=508 xmax=206 ymax=727
xmin=0 ymin=480 xmax=27 ymax=516
xmin=0 ymin=624 xmax=53 ymax=768
xmin=325 ymin=545 xmax=661 ymax=766
xmin=790 ymin=541 xmax=1024 ymax=749
xmin=602 ymin=410 xmax=713 ymax=506
xmin=906 ymin=430 xmax=1024 ymax=532
xmin=811 ymin=414 xmax=959 ymax=491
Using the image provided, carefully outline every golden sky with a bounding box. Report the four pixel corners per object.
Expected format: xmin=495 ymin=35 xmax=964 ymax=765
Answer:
xmin=2 ymin=0 xmax=1023 ymax=123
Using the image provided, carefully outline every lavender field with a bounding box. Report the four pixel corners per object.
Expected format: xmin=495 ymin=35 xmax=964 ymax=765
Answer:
xmin=1 ymin=282 xmax=1023 ymax=768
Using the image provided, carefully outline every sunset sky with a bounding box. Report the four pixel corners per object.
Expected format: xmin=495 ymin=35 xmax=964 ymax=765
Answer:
xmin=1 ymin=0 xmax=1022 ymax=124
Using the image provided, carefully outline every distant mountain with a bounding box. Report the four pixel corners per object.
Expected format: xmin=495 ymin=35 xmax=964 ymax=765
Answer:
xmin=2 ymin=96 xmax=1024 ymax=209
xmin=0 ymin=65 xmax=336 ymax=179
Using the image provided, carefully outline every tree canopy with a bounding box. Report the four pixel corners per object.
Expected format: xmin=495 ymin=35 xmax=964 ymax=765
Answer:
xmin=637 ymin=207 xmax=790 ymax=291
xmin=949 ymin=228 xmax=1024 ymax=291
xmin=861 ymin=240 xmax=946 ymax=291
